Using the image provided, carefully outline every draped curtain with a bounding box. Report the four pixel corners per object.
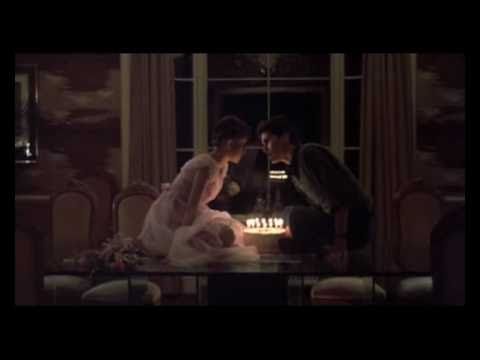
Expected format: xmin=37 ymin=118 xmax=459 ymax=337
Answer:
xmin=128 ymin=54 xmax=177 ymax=190
xmin=128 ymin=54 xmax=181 ymax=295
xmin=359 ymin=54 xmax=415 ymax=272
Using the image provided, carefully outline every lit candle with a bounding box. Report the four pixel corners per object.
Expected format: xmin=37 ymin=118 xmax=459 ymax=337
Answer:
xmin=261 ymin=218 xmax=267 ymax=229
xmin=244 ymin=216 xmax=286 ymax=235
xmin=25 ymin=142 xmax=32 ymax=157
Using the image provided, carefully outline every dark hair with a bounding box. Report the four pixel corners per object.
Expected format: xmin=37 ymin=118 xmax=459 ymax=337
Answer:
xmin=212 ymin=115 xmax=251 ymax=147
xmin=256 ymin=115 xmax=300 ymax=145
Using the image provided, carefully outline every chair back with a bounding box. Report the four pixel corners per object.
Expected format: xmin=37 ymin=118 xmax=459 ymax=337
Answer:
xmin=113 ymin=181 xmax=159 ymax=238
xmin=50 ymin=184 xmax=96 ymax=262
xmin=73 ymin=171 xmax=118 ymax=247
xmin=431 ymin=206 xmax=465 ymax=305
xmin=394 ymin=178 xmax=444 ymax=272
xmin=15 ymin=224 xmax=43 ymax=305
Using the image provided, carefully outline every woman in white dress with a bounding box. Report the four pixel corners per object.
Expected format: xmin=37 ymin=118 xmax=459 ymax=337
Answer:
xmin=139 ymin=115 xmax=259 ymax=266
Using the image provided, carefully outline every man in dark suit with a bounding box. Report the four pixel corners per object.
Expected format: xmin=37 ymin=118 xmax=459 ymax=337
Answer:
xmin=257 ymin=115 xmax=373 ymax=266
xmin=210 ymin=115 xmax=373 ymax=305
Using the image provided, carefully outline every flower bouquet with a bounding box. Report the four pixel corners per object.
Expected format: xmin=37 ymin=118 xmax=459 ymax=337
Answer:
xmin=74 ymin=234 xmax=146 ymax=277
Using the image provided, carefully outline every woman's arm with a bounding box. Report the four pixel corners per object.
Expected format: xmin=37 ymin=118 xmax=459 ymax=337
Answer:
xmin=182 ymin=166 xmax=211 ymax=226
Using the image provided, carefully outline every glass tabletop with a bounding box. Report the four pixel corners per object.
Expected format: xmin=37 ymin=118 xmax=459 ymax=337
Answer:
xmin=45 ymin=253 xmax=383 ymax=277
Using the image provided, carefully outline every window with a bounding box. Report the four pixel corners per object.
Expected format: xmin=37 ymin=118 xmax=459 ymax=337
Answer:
xmin=344 ymin=53 xmax=363 ymax=178
xmin=175 ymin=54 xmax=363 ymax=213
xmin=174 ymin=54 xmax=194 ymax=169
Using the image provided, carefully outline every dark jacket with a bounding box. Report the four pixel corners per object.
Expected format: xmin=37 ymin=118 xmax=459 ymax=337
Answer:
xmin=290 ymin=143 xmax=372 ymax=215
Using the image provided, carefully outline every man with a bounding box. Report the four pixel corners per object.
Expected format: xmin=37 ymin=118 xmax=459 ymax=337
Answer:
xmin=257 ymin=115 xmax=373 ymax=268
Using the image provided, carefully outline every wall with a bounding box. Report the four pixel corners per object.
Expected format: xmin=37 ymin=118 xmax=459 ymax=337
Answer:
xmin=15 ymin=53 xmax=122 ymax=194
xmin=415 ymin=53 xmax=465 ymax=195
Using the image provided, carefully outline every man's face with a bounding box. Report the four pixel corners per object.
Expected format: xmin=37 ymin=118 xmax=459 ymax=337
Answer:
xmin=260 ymin=131 xmax=288 ymax=164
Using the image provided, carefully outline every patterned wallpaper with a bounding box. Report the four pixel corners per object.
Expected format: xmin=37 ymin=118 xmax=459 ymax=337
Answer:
xmin=416 ymin=53 xmax=465 ymax=193
xmin=15 ymin=53 xmax=121 ymax=193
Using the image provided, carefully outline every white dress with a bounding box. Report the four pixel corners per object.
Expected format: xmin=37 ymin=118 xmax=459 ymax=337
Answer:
xmin=139 ymin=154 xmax=259 ymax=266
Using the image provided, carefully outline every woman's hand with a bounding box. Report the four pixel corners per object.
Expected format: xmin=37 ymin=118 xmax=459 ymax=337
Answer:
xmin=188 ymin=231 xmax=223 ymax=251
xmin=225 ymin=180 xmax=240 ymax=197
xmin=188 ymin=236 xmax=209 ymax=252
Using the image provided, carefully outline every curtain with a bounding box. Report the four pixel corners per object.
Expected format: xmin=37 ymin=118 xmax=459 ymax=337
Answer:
xmin=128 ymin=54 xmax=177 ymax=190
xmin=359 ymin=54 xmax=415 ymax=272
xmin=128 ymin=54 xmax=181 ymax=294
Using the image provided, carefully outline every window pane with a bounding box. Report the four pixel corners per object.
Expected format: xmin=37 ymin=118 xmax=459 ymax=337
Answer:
xmin=345 ymin=53 xmax=363 ymax=76
xmin=176 ymin=82 xmax=193 ymax=148
xmin=270 ymin=80 xmax=330 ymax=146
xmin=270 ymin=53 xmax=330 ymax=77
xmin=176 ymin=151 xmax=193 ymax=172
xmin=345 ymin=79 xmax=361 ymax=146
xmin=174 ymin=53 xmax=192 ymax=78
xmin=208 ymin=54 xmax=268 ymax=78
xmin=344 ymin=149 xmax=360 ymax=179
xmin=208 ymin=80 xmax=268 ymax=146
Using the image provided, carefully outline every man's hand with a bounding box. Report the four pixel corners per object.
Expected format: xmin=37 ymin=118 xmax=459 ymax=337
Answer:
xmin=325 ymin=244 xmax=349 ymax=272
xmin=325 ymin=207 xmax=349 ymax=271
xmin=284 ymin=226 xmax=293 ymax=239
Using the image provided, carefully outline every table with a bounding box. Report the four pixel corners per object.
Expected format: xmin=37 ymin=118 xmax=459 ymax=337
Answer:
xmin=46 ymin=254 xmax=429 ymax=305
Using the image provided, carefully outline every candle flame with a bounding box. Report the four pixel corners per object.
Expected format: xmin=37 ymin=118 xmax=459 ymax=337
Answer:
xmin=244 ymin=216 xmax=286 ymax=234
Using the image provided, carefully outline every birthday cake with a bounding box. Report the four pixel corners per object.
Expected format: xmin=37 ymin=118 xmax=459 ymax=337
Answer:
xmin=243 ymin=217 xmax=286 ymax=253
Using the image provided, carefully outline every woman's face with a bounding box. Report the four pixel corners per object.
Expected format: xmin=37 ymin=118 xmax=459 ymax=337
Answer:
xmin=227 ymin=137 xmax=248 ymax=164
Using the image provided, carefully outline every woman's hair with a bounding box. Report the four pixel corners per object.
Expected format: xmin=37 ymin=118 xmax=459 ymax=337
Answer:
xmin=212 ymin=115 xmax=251 ymax=147
xmin=256 ymin=114 xmax=300 ymax=146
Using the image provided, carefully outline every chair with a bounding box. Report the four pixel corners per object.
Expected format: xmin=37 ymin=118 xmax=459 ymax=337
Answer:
xmin=311 ymin=277 xmax=386 ymax=305
xmin=431 ymin=206 xmax=465 ymax=305
xmin=82 ymin=182 xmax=163 ymax=305
xmin=81 ymin=279 xmax=162 ymax=306
xmin=112 ymin=181 xmax=159 ymax=238
xmin=15 ymin=224 xmax=44 ymax=305
xmin=73 ymin=170 xmax=119 ymax=248
xmin=391 ymin=178 xmax=445 ymax=304
xmin=43 ymin=184 xmax=96 ymax=304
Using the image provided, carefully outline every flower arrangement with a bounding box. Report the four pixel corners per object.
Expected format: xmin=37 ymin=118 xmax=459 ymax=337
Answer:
xmin=74 ymin=234 xmax=146 ymax=276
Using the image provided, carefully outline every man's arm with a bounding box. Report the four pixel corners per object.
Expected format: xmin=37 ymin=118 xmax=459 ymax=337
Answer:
xmin=325 ymin=206 xmax=349 ymax=271
xmin=301 ymin=146 xmax=341 ymax=213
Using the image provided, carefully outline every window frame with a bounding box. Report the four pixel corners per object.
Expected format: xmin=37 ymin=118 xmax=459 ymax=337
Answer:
xmin=175 ymin=53 xmax=363 ymax=168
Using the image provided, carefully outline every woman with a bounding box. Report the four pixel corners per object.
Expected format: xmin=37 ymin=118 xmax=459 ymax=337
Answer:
xmin=139 ymin=115 xmax=259 ymax=266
